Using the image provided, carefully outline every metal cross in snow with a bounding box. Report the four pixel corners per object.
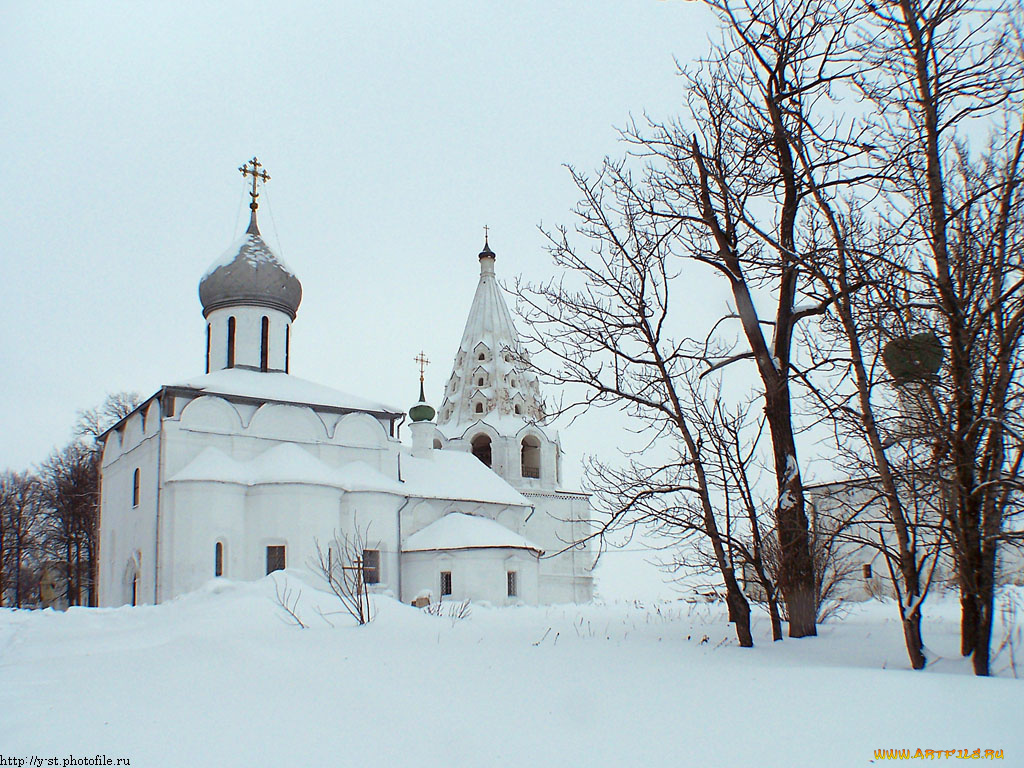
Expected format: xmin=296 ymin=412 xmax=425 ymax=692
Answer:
xmin=239 ymin=157 xmax=270 ymax=207
xmin=414 ymin=351 xmax=430 ymax=382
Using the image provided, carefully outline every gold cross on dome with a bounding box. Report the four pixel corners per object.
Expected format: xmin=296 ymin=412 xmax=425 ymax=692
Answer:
xmin=414 ymin=351 xmax=430 ymax=382
xmin=239 ymin=157 xmax=270 ymax=209
xmin=483 ymin=224 xmax=489 ymax=243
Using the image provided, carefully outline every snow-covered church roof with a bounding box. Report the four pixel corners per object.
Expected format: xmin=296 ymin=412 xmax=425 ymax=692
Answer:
xmin=402 ymin=512 xmax=543 ymax=554
xmin=400 ymin=450 xmax=528 ymax=506
xmin=171 ymin=368 xmax=402 ymax=416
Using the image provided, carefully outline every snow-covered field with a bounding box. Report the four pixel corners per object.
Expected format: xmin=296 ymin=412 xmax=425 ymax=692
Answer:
xmin=1 ymin=573 xmax=1021 ymax=768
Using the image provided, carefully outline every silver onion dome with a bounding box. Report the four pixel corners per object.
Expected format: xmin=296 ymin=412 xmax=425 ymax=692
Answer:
xmin=198 ymin=213 xmax=302 ymax=320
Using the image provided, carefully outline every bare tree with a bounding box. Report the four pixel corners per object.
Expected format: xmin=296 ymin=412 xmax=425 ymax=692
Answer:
xmin=311 ymin=526 xmax=375 ymax=626
xmin=701 ymin=397 xmax=786 ymax=640
xmin=846 ymin=0 xmax=1024 ymax=675
xmin=273 ymin=576 xmax=309 ymax=629
xmin=75 ymin=391 xmax=141 ymax=443
xmin=514 ymin=172 xmax=756 ymax=647
xmin=0 ymin=392 xmax=140 ymax=610
xmin=518 ymin=0 xmax=876 ymax=638
xmin=39 ymin=442 xmax=98 ymax=607
xmin=0 ymin=472 xmax=43 ymax=608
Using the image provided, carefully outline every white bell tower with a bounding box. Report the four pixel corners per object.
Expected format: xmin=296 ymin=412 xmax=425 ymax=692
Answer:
xmin=436 ymin=232 xmax=562 ymax=490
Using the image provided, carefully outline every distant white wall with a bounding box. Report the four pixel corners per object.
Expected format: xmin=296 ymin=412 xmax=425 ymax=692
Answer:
xmin=402 ymin=548 xmax=539 ymax=606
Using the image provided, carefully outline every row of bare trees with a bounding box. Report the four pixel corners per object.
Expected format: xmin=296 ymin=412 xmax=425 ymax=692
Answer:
xmin=0 ymin=393 xmax=138 ymax=609
xmin=515 ymin=0 xmax=1023 ymax=674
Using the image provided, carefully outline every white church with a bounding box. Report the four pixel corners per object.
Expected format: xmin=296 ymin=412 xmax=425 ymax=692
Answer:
xmin=97 ymin=160 xmax=594 ymax=608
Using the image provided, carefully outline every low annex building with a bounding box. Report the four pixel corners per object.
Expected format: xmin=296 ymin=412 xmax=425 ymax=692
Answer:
xmin=97 ymin=160 xmax=594 ymax=607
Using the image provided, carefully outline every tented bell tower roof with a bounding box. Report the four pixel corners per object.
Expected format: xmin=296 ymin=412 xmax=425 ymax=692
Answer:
xmin=436 ymin=236 xmax=545 ymax=436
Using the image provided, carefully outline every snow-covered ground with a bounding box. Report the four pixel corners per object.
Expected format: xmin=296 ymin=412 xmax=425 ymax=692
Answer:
xmin=1 ymin=573 xmax=1021 ymax=768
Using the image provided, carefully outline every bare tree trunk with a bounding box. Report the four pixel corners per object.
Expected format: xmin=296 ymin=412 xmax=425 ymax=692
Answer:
xmin=689 ymin=138 xmax=817 ymax=637
xmin=65 ymin=537 xmax=75 ymax=607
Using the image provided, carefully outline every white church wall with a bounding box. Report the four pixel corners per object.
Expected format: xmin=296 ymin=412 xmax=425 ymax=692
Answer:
xmin=101 ymin=430 xmax=122 ymax=468
xmin=143 ymin=400 xmax=161 ymax=437
xmin=401 ymin=548 xmax=540 ymax=605
xmin=121 ymin=410 xmax=145 ymax=453
xmin=248 ymin=402 xmax=329 ymax=442
xmin=98 ymin=411 xmax=162 ymax=607
xmin=804 ymin=481 xmax=960 ymax=603
xmin=164 ymin=402 xmax=399 ymax=483
xmin=159 ymin=482 xmax=408 ymax=603
xmin=522 ymin=492 xmax=594 ymax=604
xmin=331 ymin=412 xmax=390 ymax=448
xmin=122 ymin=407 xmax=596 ymax=606
xmin=178 ymin=395 xmax=245 ymax=435
xmin=161 ymin=481 xmax=247 ymax=597
xmin=340 ymin=491 xmax=402 ymax=595
xmin=243 ymin=484 xmax=344 ymax=581
xmin=406 ymin=499 xmax=440 ymax=534
xmin=233 ymin=402 xmax=260 ymax=428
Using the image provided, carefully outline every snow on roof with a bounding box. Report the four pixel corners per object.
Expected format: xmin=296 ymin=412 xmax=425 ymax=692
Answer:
xmin=248 ymin=444 xmax=365 ymax=487
xmin=334 ymin=460 xmax=404 ymax=494
xmin=402 ymin=512 xmax=542 ymax=553
xmin=168 ymin=445 xmax=401 ymax=491
xmin=166 ymin=444 xmax=529 ymax=508
xmin=168 ymin=446 xmax=245 ymax=484
xmin=202 ymin=231 xmax=297 ymax=279
xmin=172 ymin=369 xmax=401 ymax=414
xmin=400 ymin=449 xmax=529 ymax=507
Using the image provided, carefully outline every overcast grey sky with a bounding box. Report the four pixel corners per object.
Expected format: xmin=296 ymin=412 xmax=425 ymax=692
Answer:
xmin=1 ymin=1 xmax=723 ymax=475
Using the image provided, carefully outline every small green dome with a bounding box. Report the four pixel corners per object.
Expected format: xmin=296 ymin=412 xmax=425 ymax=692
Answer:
xmin=409 ymin=380 xmax=435 ymax=422
xmin=409 ymin=402 xmax=436 ymax=422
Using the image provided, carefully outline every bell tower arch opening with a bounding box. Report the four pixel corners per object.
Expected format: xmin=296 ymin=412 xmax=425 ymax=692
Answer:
xmin=471 ymin=433 xmax=492 ymax=467
xmin=521 ymin=435 xmax=541 ymax=479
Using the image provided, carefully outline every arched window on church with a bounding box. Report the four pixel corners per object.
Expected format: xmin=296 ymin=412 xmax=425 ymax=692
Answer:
xmin=514 ymin=404 xmax=522 ymax=415
xmin=227 ymin=316 xmax=236 ymax=368
xmin=433 ymin=439 xmax=443 ymax=450
xmin=215 ymin=542 xmax=224 ymax=577
xmin=521 ymin=436 xmax=541 ymax=479
xmin=475 ymin=402 xmax=484 ymax=413
xmin=477 ymin=377 xmax=484 ymax=386
xmin=205 ymin=323 xmax=211 ymax=374
xmin=471 ymin=434 xmax=492 ymax=467
xmin=132 ymin=468 xmax=140 ymax=507
xmin=285 ymin=325 xmax=290 ymax=373
xmin=260 ymin=316 xmax=269 ymax=372
xmin=478 ymin=352 xmax=485 ymax=361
